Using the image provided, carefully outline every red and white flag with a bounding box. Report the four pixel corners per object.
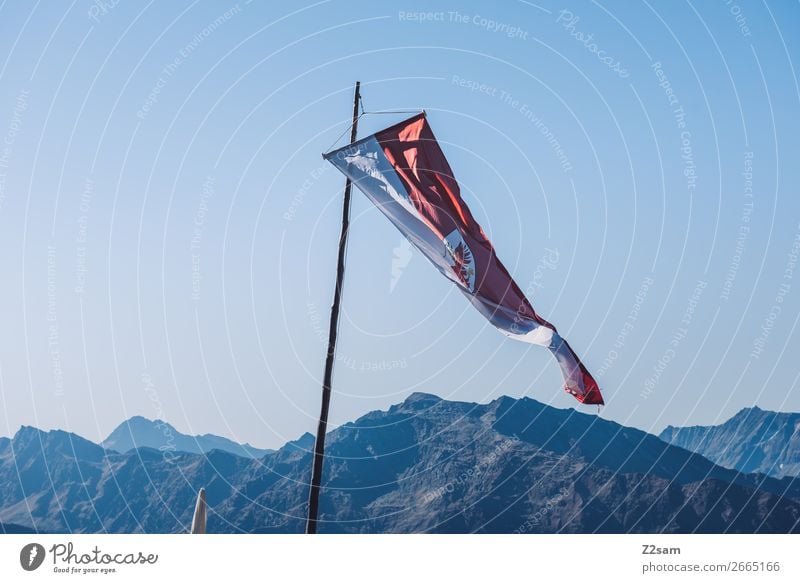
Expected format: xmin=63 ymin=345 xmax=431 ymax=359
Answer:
xmin=324 ymin=113 xmax=603 ymax=405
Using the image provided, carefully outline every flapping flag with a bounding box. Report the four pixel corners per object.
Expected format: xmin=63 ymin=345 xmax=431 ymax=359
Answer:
xmin=324 ymin=113 xmax=603 ymax=405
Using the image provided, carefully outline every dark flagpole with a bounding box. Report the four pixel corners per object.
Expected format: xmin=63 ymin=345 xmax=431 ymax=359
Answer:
xmin=306 ymin=81 xmax=361 ymax=534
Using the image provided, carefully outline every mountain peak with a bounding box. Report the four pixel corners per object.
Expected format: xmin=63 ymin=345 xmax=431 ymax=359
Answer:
xmin=12 ymin=425 xmax=89 ymax=445
xmin=733 ymin=405 xmax=766 ymax=417
xmin=401 ymin=392 xmax=442 ymax=408
xmin=102 ymin=417 xmax=272 ymax=458
xmin=659 ymin=406 xmax=800 ymax=478
xmin=13 ymin=425 xmax=42 ymax=439
xmin=126 ymin=414 xmax=170 ymax=426
xmin=285 ymin=432 xmax=315 ymax=452
xmin=10 ymin=425 xmax=105 ymax=462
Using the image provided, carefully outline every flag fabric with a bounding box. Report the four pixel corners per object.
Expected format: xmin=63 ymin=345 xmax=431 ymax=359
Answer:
xmin=190 ymin=488 xmax=206 ymax=534
xmin=323 ymin=113 xmax=603 ymax=405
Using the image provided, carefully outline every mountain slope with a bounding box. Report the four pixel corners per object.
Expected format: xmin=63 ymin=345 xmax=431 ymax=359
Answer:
xmin=660 ymin=407 xmax=800 ymax=478
xmin=1 ymin=522 xmax=36 ymax=534
xmin=101 ymin=416 xmax=272 ymax=459
xmin=1 ymin=394 xmax=799 ymax=534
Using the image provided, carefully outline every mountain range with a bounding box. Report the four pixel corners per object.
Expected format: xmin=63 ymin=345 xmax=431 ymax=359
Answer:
xmin=660 ymin=407 xmax=800 ymax=479
xmin=101 ymin=416 xmax=272 ymax=458
xmin=1 ymin=393 xmax=798 ymax=534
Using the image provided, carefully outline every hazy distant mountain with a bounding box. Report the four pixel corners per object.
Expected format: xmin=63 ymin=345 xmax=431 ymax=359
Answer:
xmin=660 ymin=407 xmax=800 ymax=479
xmin=101 ymin=416 xmax=272 ymax=459
xmin=2 ymin=394 xmax=799 ymax=534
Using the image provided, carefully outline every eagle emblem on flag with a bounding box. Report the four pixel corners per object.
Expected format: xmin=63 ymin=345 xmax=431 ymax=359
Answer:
xmin=443 ymin=230 xmax=476 ymax=293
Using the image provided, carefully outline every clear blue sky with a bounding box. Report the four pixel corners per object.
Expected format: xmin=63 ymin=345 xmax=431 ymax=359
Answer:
xmin=0 ymin=0 xmax=798 ymax=448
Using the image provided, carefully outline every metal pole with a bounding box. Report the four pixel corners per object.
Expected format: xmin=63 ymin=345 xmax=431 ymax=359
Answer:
xmin=305 ymin=81 xmax=361 ymax=534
